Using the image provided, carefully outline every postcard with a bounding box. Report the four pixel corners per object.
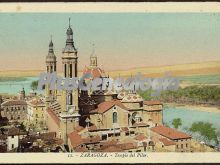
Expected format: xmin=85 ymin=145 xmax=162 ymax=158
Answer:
xmin=0 ymin=2 xmax=220 ymax=164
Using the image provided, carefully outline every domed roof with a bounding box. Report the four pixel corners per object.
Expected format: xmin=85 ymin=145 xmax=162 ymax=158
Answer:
xmin=83 ymin=66 xmax=106 ymax=79
xmin=121 ymin=93 xmax=143 ymax=103
xmin=117 ymin=91 xmax=127 ymax=100
xmin=46 ymin=54 xmax=56 ymax=62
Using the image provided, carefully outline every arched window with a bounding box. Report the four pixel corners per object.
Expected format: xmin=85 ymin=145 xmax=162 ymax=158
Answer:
xmin=70 ymin=64 xmax=72 ymax=78
xmin=113 ymin=112 xmax=118 ymax=123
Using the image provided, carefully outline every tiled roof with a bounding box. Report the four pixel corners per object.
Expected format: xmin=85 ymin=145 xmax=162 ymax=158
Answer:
xmin=151 ymin=125 xmax=191 ymax=140
xmin=135 ymin=134 xmax=147 ymax=141
xmin=118 ymin=142 xmax=137 ymax=150
xmin=88 ymin=125 xmax=98 ymax=131
xmin=143 ymin=100 xmax=162 ymax=105
xmin=132 ymin=122 xmax=148 ymax=127
xmin=38 ymin=132 xmax=56 ymax=141
xmin=90 ymin=99 xmax=129 ymax=114
xmin=75 ymin=146 xmax=89 ymax=152
xmin=8 ymin=127 xmax=26 ymax=136
xmin=83 ymin=67 xmax=106 ymax=79
xmin=29 ymin=99 xmax=45 ymax=106
xmin=1 ymin=100 xmax=27 ymax=106
xmin=100 ymin=139 xmax=118 ymax=147
xmin=121 ymin=127 xmax=129 ymax=132
xmin=0 ymin=134 xmax=7 ymax=140
xmin=121 ymin=93 xmax=143 ymax=103
xmin=74 ymin=126 xmax=84 ymax=132
xmin=68 ymin=131 xmax=84 ymax=148
xmin=100 ymin=145 xmax=123 ymax=152
xmin=159 ymin=138 xmax=176 ymax=146
xmin=46 ymin=108 xmax=60 ymax=126
xmin=83 ymin=135 xmax=101 ymax=144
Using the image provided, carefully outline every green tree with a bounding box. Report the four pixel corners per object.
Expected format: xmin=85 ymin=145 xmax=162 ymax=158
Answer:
xmin=189 ymin=121 xmax=219 ymax=145
xmin=30 ymin=80 xmax=38 ymax=91
xmin=172 ymin=118 xmax=182 ymax=129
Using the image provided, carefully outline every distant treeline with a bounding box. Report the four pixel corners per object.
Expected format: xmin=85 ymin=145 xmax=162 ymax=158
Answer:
xmin=139 ymin=86 xmax=220 ymax=106
xmin=0 ymin=77 xmax=27 ymax=82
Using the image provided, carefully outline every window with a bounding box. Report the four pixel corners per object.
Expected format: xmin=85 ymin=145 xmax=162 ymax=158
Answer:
xmin=64 ymin=64 xmax=67 ymax=77
xmin=186 ymin=144 xmax=188 ymax=148
xmin=12 ymin=135 xmax=14 ymax=138
xmin=70 ymin=64 xmax=72 ymax=78
xmin=12 ymin=144 xmax=14 ymax=149
xmin=181 ymin=144 xmax=183 ymax=149
xmin=36 ymin=114 xmax=38 ymax=118
xmin=102 ymin=134 xmax=107 ymax=141
xmin=113 ymin=112 xmax=117 ymax=123
xmin=176 ymin=145 xmax=178 ymax=148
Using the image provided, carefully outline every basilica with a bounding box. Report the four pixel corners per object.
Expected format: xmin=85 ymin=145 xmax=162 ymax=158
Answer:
xmin=44 ymin=19 xmax=192 ymax=152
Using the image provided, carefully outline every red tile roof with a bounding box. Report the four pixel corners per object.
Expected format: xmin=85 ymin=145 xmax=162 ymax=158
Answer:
xmin=135 ymin=134 xmax=147 ymax=141
xmin=83 ymin=67 xmax=105 ymax=79
xmin=100 ymin=146 xmax=123 ymax=152
xmin=90 ymin=99 xmax=129 ymax=114
xmin=100 ymin=139 xmax=118 ymax=147
xmin=68 ymin=131 xmax=84 ymax=148
xmin=121 ymin=127 xmax=129 ymax=132
xmin=132 ymin=122 xmax=148 ymax=127
xmin=74 ymin=126 xmax=84 ymax=132
xmin=38 ymin=132 xmax=56 ymax=140
xmin=68 ymin=131 xmax=101 ymax=148
xmin=88 ymin=125 xmax=98 ymax=131
xmin=1 ymin=100 xmax=27 ymax=106
xmin=75 ymin=146 xmax=89 ymax=152
xmin=151 ymin=125 xmax=191 ymax=140
xmin=29 ymin=99 xmax=45 ymax=106
xmin=143 ymin=100 xmax=162 ymax=105
xmin=159 ymin=138 xmax=176 ymax=146
xmin=46 ymin=108 xmax=60 ymax=127
xmin=8 ymin=127 xmax=26 ymax=136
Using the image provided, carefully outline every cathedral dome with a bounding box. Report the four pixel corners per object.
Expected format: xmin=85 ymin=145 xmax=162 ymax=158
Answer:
xmin=83 ymin=66 xmax=106 ymax=79
xmin=117 ymin=91 xmax=127 ymax=100
xmin=121 ymin=93 xmax=143 ymax=103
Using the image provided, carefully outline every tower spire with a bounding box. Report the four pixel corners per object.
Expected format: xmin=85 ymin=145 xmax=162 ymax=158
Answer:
xmin=48 ymin=35 xmax=54 ymax=54
xmin=90 ymin=43 xmax=97 ymax=67
xmin=69 ymin=17 xmax=71 ymax=28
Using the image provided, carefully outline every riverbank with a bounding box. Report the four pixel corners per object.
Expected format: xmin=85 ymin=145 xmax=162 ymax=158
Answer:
xmin=165 ymin=103 xmax=220 ymax=114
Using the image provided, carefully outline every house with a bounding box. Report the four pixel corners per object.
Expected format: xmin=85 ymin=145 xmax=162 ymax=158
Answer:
xmin=150 ymin=125 xmax=191 ymax=152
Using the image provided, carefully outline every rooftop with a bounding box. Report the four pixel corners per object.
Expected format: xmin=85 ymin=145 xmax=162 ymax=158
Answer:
xmin=143 ymin=100 xmax=162 ymax=106
xmin=90 ymin=99 xmax=129 ymax=114
xmin=151 ymin=125 xmax=191 ymax=140
xmin=1 ymin=100 xmax=27 ymax=106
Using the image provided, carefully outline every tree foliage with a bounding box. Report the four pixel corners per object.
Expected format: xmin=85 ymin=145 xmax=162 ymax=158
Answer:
xmin=189 ymin=121 xmax=219 ymax=145
xmin=172 ymin=118 xmax=182 ymax=129
xmin=30 ymin=80 xmax=38 ymax=91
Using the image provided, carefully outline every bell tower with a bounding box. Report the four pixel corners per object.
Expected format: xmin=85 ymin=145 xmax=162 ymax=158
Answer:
xmin=45 ymin=37 xmax=57 ymax=104
xmin=60 ymin=18 xmax=80 ymax=145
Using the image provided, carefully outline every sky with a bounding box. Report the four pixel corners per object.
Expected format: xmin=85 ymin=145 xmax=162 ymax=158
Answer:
xmin=0 ymin=13 xmax=220 ymax=71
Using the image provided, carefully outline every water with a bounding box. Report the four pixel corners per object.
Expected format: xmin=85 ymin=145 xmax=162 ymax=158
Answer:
xmin=0 ymin=77 xmax=39 ymax=95
xmin=164 ymin=107 xmax=220 ymax=147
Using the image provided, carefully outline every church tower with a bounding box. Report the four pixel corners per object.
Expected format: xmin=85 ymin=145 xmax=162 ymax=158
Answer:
xmin=60 ymin=18 xmax=80 ymax=145
xmin=90 ymin=45 xmax=97 ymax=68
xmin=45 ymin=37 xmax=57 ymax=104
